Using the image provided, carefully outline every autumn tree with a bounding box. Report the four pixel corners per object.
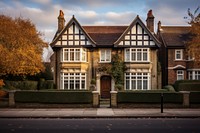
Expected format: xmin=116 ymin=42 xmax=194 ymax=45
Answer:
xmin=0 ymin=15 xmax=47 ymax=78
xmin=185 ymin=6 xmax=200 ymax=65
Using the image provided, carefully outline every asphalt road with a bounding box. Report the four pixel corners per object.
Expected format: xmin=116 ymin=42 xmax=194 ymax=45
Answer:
xmin=0 ymin=118 xmax=199 ymax=133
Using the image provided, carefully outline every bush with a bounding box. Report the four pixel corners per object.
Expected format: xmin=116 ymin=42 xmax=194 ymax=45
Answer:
xmin=15 ymin=90 xmax=92 ymax=104
xmin=38 ymin=79 xmax=54 ymax=90
xmin=4 ymin=81 xmax=38 ymax=90
xmin=164 ymin=85 xmax=175 ymax=92
xmin=90 ymin=79 xmax=96 ymax=85
xmin=174 ymin=80 xmax=200 ymax=91
xmin=117 ymin=91 xmax=182 ymax=103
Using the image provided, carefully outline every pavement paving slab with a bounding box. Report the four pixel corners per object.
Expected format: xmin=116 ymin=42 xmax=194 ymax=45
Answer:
xmin=0 ymin=108 xmax=200 ymax=118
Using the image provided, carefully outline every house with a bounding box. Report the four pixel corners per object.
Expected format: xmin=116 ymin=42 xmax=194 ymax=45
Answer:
xmin=157 ymin=22 xmax=200 ymax=86
xmin=50 ymin=10 xmax=161 ymax=99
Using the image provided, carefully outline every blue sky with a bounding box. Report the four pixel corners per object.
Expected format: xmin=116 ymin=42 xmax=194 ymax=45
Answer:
xmin=0 ymin=0 xmax=199 ymax=60
xmin=0 ymin=0 xmax=199 ymax=42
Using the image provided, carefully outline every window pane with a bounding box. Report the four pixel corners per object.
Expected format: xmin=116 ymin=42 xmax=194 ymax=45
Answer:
xmin=125 ymin=49 xmax=130 ymax=61
xmin=143 ymin=52 xmax=147 ymax=61
xmin=75 ymin=80 xmax=80 ymax=90
xmin=143 ymin=80 xmax=148 ymax=90
xmin=64 ymin=49 xmax=68 ymax=61
xmin=126 ymin=80 xmax=129 ymax=90
xmin=137 ymin=80 xmax=142 ymax=90
xmin=75 ymin=49 xmax=80 ymax=61
xmin=137 ymin=52 xmax=142 ymax=61
xmin=131 ymin=80 xmax=136 ymax=90
xmin=101 ymin=50 xmax=105 ymax=61
xmin=81 ymin=80 xmax=85 ymax=90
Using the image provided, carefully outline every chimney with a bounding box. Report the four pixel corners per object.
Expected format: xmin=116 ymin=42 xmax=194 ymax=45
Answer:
xmin=57 ymin=10 xmax=65 ymax=32
xmin=157 ymin=21 xmax=162 ymax=32
xmin=146 ymin=9 xmax=155 ymax=32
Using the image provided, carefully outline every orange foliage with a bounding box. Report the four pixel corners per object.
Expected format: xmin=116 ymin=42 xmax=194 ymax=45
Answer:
xmin=0 ymin=79 xmax=4 ymax=87
xmin=0 ymin=15 xmax=48 ymax=76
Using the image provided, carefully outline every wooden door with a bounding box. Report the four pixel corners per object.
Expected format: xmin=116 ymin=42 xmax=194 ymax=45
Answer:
xmin=100 ymin=76 xmax=111 ymax=99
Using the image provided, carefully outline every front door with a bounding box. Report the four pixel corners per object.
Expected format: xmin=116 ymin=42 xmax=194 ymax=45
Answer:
xmin=100 ymin=76 xmax=111 ymax=99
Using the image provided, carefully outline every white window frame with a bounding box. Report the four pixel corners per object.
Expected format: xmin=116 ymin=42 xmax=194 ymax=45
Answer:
xmin=62 ymin=48 xmax=86 ymax=62
xmin=175 ymin=49 xmax=183 ymax=60
xmin=125 ymin=48 xmax=149 ymax=62
xmin=100 ymin=49 xmax=111 ymax=63
xmin=125 ymin=72 xmax=150 ymax=90
xmin=188 ymin=70 xmax=200 ymax=80
xmin=177 ymin=70 xmax=184 ymax=80
xmin=60 ymin=73 xmax=86 ymax=90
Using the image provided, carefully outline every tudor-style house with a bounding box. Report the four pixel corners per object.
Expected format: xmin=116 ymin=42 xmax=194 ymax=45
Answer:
xmin=50 ymin=10 xmax=161 ymax=98
xmin=157 ymin=22 xmax=200 ymax=86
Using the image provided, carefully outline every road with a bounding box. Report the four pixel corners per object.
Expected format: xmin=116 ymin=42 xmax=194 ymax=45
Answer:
xmin=0 ymin=118 xmax=199 ymax=133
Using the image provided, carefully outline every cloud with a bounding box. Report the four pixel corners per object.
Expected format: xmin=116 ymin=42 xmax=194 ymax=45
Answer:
xmin=145 ymin=0 xmax=200 ymax=25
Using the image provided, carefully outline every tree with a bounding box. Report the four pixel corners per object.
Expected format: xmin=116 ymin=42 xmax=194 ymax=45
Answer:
xmin=0 ymin=15 xmax=47 ymax=77
xmin=185 ymin=6 xmax=200 ymax=65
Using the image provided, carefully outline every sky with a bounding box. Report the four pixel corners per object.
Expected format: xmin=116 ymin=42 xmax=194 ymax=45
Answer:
xmin=0 ymin=0 xmax=199 ymax=60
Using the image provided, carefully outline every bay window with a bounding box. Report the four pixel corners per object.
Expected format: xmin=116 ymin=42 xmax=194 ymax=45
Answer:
xmin=60 ymin=73 xmax=86 ymax=90
xmin=125 ymin=73 xmax=150 ymax=90
xmin=125 ymin=48 xmax=149 ymax=62
xmin=62 ymin=48 xmax=86 ymax=62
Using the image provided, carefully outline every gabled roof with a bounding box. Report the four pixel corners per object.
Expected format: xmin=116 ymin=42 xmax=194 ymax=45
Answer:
xmin=114 ymin=15 xmax=161 ymax=47
xmin=83 ymin=26 xmax=127 ymax=47
xmin=50 ymin=16 xmax=96 ymax=47
xmin=160 ymin=26 xmax=191 ymax=48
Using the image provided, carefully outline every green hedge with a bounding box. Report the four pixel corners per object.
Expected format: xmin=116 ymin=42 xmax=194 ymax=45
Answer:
xmin=15 ymin=90 xmax=92 ymax=104
xmin=38 ymin=80 xmax=54 ymax=90
xmin=190 ymin=91 xmax=200 ymax=104
xmin=174 ymin=80 xmax=200 ymax=91
xmin=117 ymin=91 xmax=183 ymax=103
xmin=5 ymin=81 xmax=38 ymax=90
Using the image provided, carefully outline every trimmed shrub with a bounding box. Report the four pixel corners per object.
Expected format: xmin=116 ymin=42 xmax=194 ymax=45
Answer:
xmin=15 ymin=90 xmax=92 ymax=104
xmin=164 ymin=85 xmax=175 ymax=92
xmin=38 ymin=80 xmax=54 ymax=90
xmin=4 ymin=81 xmax=38 ymax=90
xmin=117 ymin=91 xmax=182 ymax=103
xmin=174 ymin=80 xmax=200 ymax=91
xmin=190 ymin=91 xmax=200 ymax=104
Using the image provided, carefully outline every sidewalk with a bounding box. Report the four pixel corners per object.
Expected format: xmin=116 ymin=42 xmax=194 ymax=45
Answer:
xmin=0 ymin=108 xmax=200 ymax=118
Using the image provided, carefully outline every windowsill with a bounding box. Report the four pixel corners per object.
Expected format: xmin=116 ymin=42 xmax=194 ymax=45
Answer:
xmin=125 ymin=61 xmax=150 ymax=64
xmin=174 ymin=59 xmax=184 ymax=62
xmin=61 ymin=61 xmax=88 ymax=64
xmin=99 ymin=61 xmax=111 ymax=63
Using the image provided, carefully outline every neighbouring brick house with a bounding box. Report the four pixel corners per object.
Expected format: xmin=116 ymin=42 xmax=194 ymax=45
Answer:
xmin=157 ymin=22 xmax=200 ymax=86
xmin=50 ymin=10 xmax=161 ymax=98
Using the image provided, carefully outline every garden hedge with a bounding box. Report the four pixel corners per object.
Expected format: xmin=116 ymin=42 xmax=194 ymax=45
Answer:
xmin=15 ymin=90 xmax=92 ymax=104
xmin=5 ymin=81 xmax=38 ymax=90
xmin=117 ymin=91 xmax=183 ymax=103
xmin=190 ymin=91 xmax=200 ymax=104
xmin=174 ymin=80 xmax=200 ymax=91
